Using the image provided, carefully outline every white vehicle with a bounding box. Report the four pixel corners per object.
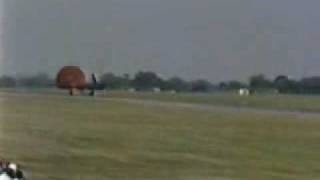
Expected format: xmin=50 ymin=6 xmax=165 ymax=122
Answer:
xmin=239 ymin=88 xmax=250 ymax=96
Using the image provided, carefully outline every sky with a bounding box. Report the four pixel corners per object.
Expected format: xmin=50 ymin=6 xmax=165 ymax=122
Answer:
xmin=1 ymin=0 xmax=320 ymax=82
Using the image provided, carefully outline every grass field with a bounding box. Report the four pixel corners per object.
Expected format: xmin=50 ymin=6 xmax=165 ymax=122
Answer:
xmin=3 ymin=88 xmax=320 ymax=112
xmin=1 ymin=92 xmax=320 ymax=179
xmin=103 ymin=91 xmax=320 ymax=113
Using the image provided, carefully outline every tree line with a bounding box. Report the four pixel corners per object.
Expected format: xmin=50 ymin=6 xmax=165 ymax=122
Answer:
xmin=1 ymin=72 xmax=320 ymax=94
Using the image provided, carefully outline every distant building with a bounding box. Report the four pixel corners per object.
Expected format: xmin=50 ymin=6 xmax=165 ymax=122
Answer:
xmin=153 ymin=87 xmax=161 ymax=93
xmin=128 ymin=88 xmax=136 ymax=93
xmin=239 ymin=88 xmax=250 ymax=96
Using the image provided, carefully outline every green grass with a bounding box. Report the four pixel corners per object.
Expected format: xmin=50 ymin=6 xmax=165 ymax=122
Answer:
xmin=1 ymin=92 xmax=320 ymax=179
xmin=103 ymin=91 xmax=320 ymax=112
xmin=3 ymin=89 xmax=320 ymax=112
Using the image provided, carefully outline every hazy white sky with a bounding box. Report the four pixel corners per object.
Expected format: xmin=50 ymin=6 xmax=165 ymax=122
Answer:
xmin=2 ymin=0 xmax=320 ymax=82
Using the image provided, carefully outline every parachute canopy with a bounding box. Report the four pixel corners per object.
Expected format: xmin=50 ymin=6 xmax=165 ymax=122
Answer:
xmin=56 ymin=66 xmax=87 ymax=89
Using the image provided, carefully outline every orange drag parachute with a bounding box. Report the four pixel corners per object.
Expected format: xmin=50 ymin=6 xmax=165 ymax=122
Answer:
xmin=56 ymin=66 xmax=87 ymax=90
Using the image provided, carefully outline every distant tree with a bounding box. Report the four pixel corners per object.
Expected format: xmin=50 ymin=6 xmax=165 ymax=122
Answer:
xmin=100 ymin=73 xmax=117 ymax=89
xmin=35 ymin=73 xmax=54 ymax=87
xmin=218 ymin=81 xmax=248 ymax=91
xmin=274 ymin=75 xmax=298 ymax=93
xmin=218 ymin=82 xmax=228 ymax=90
xmin=132 ymin=71 xmax=163 ymax=90
xmin=0 ymin=76 xmax=16 ymax=87
xmin=18 ymin=73 xmax=54 ymax=88
xmin=191 ymin=79 xmax=212 ymax=92
xmin=100 ymin=73 xmax=130 ymax=90
xmin=121 ymin=73 xmax=131 ymax=89
xmin=249 ymin=74 xmax=273 ymax=90
xmin=300 ymin=76 xmax=320 ymax=94
xmin=123 ymin=73 xmax=130 ymax=80
xmin=227 ymin=81 xmax=247 ymax=90
xmin=274 ymin=75 xmax=289 ymax=83
xmin=163 ymin=77 xmax=191 ymax=92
